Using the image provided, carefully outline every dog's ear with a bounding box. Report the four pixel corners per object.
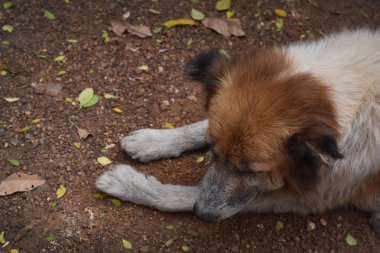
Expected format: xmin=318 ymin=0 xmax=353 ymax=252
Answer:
xmin=184 ymin=49 xmax=229 ymax=97
xmin=287 ymin=125 xmax=343 ymax=189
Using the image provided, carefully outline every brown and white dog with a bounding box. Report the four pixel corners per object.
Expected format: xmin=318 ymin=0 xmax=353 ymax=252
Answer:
xmin=96 ymin=29 xmax=380 ymax=236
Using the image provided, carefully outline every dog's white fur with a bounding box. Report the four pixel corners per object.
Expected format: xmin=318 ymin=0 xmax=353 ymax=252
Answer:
xmin=96 ymin=29 xmax=380 ymax=233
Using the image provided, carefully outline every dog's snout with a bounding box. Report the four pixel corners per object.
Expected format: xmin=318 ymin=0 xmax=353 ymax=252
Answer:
xmin=193 ymin=203 xmax=218 ymax=223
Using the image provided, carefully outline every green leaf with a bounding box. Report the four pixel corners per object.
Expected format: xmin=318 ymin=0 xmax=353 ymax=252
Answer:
xmin=346 ymin=234 xmax=358 ymax=246
xmin=2 ymin=40 xmax=10 ymax=46
xmin=122 ymin=239 xmax=133 ymax=249
xmin=93 ymin=192 xmax=108 ymax=199
xmin=77 ymin=88 xmax=94 ymax=106
xmin=191 ymin=9 xmax=205 ymax=21
xmin=219 ymin=49 xmax=230 ymax=59
xmin=152 ymin=27 xmax=162 ymax=33
xmin=2 ymin=24 xmax=14 ymax=33
xmin=163 ymin=19 xmax=197 ymax=28
xmin=73 ymin=142 xmax=81 ymax=149
xmin=166 ymin=224 xmax=175 ymax=230
xmin=3 ymin=2 xmax=13 ymax=9
xmin=82 ymin=95 xmax=99 ymax=108
xmin=8 ymin=159 xmax=20 ymax=166
xmin=97 ymin=156 xmax=112 ymax=165
xmin=44 ymin=10 xmax=56 ymax=20
xmin=0 ymin=231 xmax=5 ymax=244
xmin=181 ymin=245 xmax=190 ymax=251
xmin=101 ymin=31 xmax=110 ymax=42
xmin=57 ymin=70 xmax=66 ymax=76
xmin=44 ymin=235 xmax=57 ymax=242
xmin=19 ymin=126 xmax=31 ymax=133
xmin=186 ymin=38 xmax=193 ymax=46
xmin=275 ymin=220 xmax=284 ymax=231
xmin=54 ymin=55 xmax=66 ymax=62
xmin=110 ymin=198 xmax=121 ymax=207
xmin=51 ymin=201 xmax=58 ymax=208
xmin=275 ymin=18 xmax=284 ymax=32
xmin=215 ymin=0 xmax=231 ymax=11
xmin=0 ymin=120 xmax=6 ymax=126
xmin=56 ymin=185 xmax=67 ymax=199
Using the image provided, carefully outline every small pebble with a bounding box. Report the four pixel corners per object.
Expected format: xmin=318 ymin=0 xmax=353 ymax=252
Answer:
xmin=307 ymin=221 xmax=316 ymax=231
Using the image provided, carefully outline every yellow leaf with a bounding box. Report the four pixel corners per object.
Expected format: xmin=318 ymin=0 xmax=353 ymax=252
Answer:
xmin=4 ymin=97 xmax=19 ymax=102
xmin=0 ymin=231 xmax=5 ymax=243
xmin=31 ymin=118 xmax=42 ymax=124
xmin=10 ymin=249 xmax=19 ymax=253
xmin=122 ymin=239 xmax=133 ymax=249
xmin=97 ymin=156 xmax=112 ymax=165
xmin=67 ymin=39 xmax=78 ymax=43
xmin=112 ymin=107 xmax=123 ymax=113
xmin=163 ymin=19 xmax=197 ymax=28
xmin=54 ymin=55 xmax=66 ymax=62
xmin=226 ymin=10 xmax=235 ymax=18
xmin=164 ymin=122 xmax=174 ymax=129
xmin=65 ymin=97 xmax=73 ymax=103
xmin=56 ymin=185 xmax=66 ymax=199
xmin=138 ymin=65 xmax=149 ymax=71
xmin=196 ymin=156 xmax=205 ymax=163
xmin=73 ymin=142 xmax=81 ymax=149
xmin=103 ymin=93 xmax=114 ymax=99
xmin=19 ymin=126 xmax=31 ymax=133
xmin=215 ymin=0 xmax=231 ymax=11
xmin=274 ymin=8 xmax=287 ymax=17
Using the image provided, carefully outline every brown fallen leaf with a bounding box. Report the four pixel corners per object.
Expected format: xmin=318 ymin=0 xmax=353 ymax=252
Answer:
xmin=77 ymin=127 xmax=91 ymax=139
xmin=0 ymin=173 xmax=46 ymax=196
xmin=202 ymin=17 xmax=245 ymax=37
xmin=110 ymin=20 xmax=127 ymax=36
xmin=125 ymin=23 xmax=152 ymax=38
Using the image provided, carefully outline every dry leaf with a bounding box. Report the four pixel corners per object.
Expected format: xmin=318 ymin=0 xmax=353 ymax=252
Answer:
xmin=125 ymin=23 xmax=152 ymax=38
xmin=77 ymin=128 xmax=91 ymax=139
xmin=202 ymin=17 xmax=245 ymax=37
xmin=110 ymin=20 xmax=127 ymax=36
xmin=0 ymin=172 xmax=46 ymax=196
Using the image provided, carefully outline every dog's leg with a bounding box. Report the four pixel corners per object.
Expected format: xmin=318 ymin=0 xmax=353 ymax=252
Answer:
xmin=121 ymin=120 xmax=208 ymax=162
xmin=96 ymin=164 xmax=199 ymax=212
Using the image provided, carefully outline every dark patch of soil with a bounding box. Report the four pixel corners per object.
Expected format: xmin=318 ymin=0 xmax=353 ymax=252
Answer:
xmin=1 ymin=0 xmax=380 ymax=252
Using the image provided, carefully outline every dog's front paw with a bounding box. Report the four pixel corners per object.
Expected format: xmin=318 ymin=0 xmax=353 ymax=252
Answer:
xmin=96 ymin=164 xmax=160 ymax=205
xmin=121 ymin=128 xmax=181 ymax=163
xmin=96 ymin=164 xmax=136 ymax=201
xmin=370 ymin=212 xmax=380 ymax=238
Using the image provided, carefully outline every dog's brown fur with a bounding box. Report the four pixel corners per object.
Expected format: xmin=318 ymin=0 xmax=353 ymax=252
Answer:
xmin=206 ymin=49 xmax=340 ymax=195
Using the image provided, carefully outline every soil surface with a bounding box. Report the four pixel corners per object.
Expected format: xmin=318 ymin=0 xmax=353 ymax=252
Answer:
xmin=1 ymin=0 xmax=380 ymax=252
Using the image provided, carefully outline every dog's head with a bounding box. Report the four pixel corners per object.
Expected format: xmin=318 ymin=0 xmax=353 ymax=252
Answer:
xmin=185 ymin=49 xmax=344 ymax=222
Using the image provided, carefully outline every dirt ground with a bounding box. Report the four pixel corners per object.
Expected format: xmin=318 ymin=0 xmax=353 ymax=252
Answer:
xmin=1 ymin=0 xmax=380 ymax=252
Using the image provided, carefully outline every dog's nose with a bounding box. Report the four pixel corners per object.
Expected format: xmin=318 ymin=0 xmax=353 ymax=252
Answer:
xmin=193 ymin=204 xmax=218 ymax=223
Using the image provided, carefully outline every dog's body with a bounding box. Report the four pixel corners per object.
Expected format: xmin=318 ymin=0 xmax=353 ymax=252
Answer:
xmin=96 ymin=29 xmax=380 ymax=235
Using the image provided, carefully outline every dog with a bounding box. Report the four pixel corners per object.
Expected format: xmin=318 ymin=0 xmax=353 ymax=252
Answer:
xmin=96 ymin=29 xmax=380 ymax=236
